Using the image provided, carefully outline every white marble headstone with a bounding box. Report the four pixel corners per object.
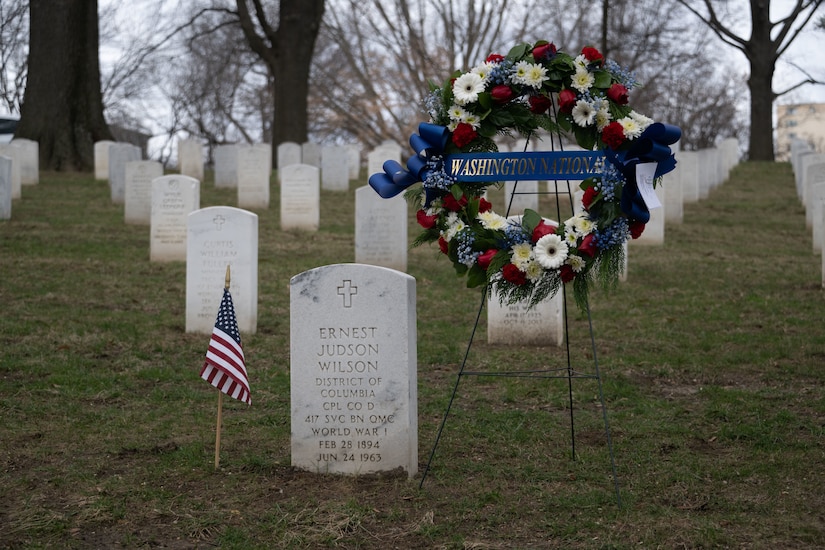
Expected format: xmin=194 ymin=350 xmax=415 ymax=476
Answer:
xmin=237 ymin=144 xmax=271 ymax=209
xmin=124 ymin=160 xmax=164 ymax=225
xmin=0 ymin=155 xmax=11 ymax=220
xmin=290 ymin=263 xmax=417 ymax=477
xmin=301 ymin=142 xmax=321 ymax=168
xmin=346 ymin=144 xmax=361 ymax=180
xmin=804 ymin=162 xmax=825 ymax=228
xmin=277 ymin=142 xmax=302 ymax=174
xmin=213 ymin=145 xmax=238 ymax=188
xmin=94 ymin=140 xmax=116 ymax=181
xmin=354 ymin=186 xmax=408 ymax=271
xmin=280 ymin=163 xmax=320 ymax=231
xmin=321 ymin=146 xmax=351 ymax=191
xmin=0 ymin=144 xmax=21 ymax=199
xmin=186 ymin=206 xmax=258 ymax=334
xmin=11 ymin=138 xmax=38 ymax=185
xmin=150 ymin=175 xmax=200 ymax=262
xmin=504 ymin=180 xmax=539 ymax=215
xmin=178 ymin=138 xmax=204 ymax=181
xmin=811 ymin=182 xmax=825 ymax=254
xmin=109 ymin=143 xmax=141 ymax=204
xmin=676 ymin=151 xmax=699 ymax=203
xmin=487 ymin=291 xmax=564 ymax=346
xmin=630 ymin=181 xmax=665 ymax=246
xmin=367 ymin=145 xmax=401 ymax=177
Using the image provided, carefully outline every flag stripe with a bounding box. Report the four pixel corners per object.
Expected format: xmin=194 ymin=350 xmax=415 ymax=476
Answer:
xmin=199 ymin=288 xmax=251 ymax=405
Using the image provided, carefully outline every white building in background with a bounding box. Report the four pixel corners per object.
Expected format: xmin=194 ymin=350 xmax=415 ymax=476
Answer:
xmin=776 ymin=103 xmax=825 ymax=162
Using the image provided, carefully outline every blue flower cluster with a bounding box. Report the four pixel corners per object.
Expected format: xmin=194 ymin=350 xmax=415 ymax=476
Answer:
xmin=423 ymin=157 xmax=456 ymax=191
xmin=455 ymin=228 xmax=479 ymax=267
xmin=489 ymin=59 xmax=515 ymax=85
xmin=503 ymin=220 xmax=530 ymax=247
xmin=604 ymin=60 xmax=638 ymax=90
xmin=594 ymin=217 xmax=629 ymax=250
xmin=423 ymin=89 xmax=444 ymax=121
xmin=597 ymin=163 xmax=624 ymax=202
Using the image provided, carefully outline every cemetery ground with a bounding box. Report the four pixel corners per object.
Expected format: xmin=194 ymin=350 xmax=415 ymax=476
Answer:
xmin=1 ymin=161 xmax=824 ymax=549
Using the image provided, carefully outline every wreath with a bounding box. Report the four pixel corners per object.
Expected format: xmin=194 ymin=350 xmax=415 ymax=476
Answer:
xmin=369 ymin=40 xmax=681 ymax=309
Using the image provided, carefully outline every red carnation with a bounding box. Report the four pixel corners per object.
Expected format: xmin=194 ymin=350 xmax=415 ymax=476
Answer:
xmin=581 ymin=46 xmax=604 ymax=66
xmin=478 ymin=197 xmax=493 ymax=213
xmin=491 ymin=85 xmax=515 ymax=103
xmin=529 ymin=94 xmax=553 ymax=114
xmin=578 ymin=233 xmax=598 ymax=257
xmin=629 ymin=221 xmax=646 ymax=239
xmin=416 ymin=209 xmax=438 ymax=229
xmin=607 ymin=83 xmax=629 ymax=105
xmin=502 ymin=264 xmax=527 ymax=285
xmin=442 ymin=193 xmax=467 ymax=212
xmin=477 ymin=249 xmax=498 ymax=271
xmin=558 ymin=89 xmax=577 ymax=113
xmin=601 ymin=121 xmax=626 ymax=149
xmin=452 ymin=122 xmax=478 ymax=148
xmin=486 ymin=53 xmax=504 ymax=63
xmin=560 ymin=264 xmax=576 ymax=283
xmin=531 ymin=220 xmax=556 ymax=243
xmin=582 ymin=186 xmax=599 ymax=210
xmin=438 ymin=236 xmax=449 ymax=254
xmin=532 ymin=42 xmax=557 ymax=61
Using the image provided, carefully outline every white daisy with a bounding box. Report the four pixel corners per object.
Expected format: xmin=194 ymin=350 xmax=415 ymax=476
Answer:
xmin=570 ymin=69 xmax=594 ymax=93
xmin=534 ymin=234 xmax=569 ymax=269
xmin=566 ymin=254 xmax=586 ymax=273
xmin=442 ymin=212 xmax=465 ymax=241
xmin=510 ymin=242 xmax=534 ymax=270
xmin=462 ymin=112 xmax=481 ymax=129
xmin=618 ymin=116 xmax=642 ymax=139
xmin=563 ymin=229 xmax=579 ymax=247
xmin=573 ymin=54 xmax=588 ymax=70
xmin=572 ymin=100 xmax=596 ymax=127
xmin=448 ymin=104 xmax=470 ymax=122
xmin=512 ymin=61 xmax=548 ymax=89
xmin=629 ymin=110 xmax=653 ymax=132
xmin=595 ymin=105 xmax=612 ymax=130
xmin=471 ymin=62 xmax=495 ymax=84
xmin=477 ymin=210 xmax=508 ymax=230
xmin=524 ymin=260 xmax=544 ymax=281
xmin=452 ymin=72 xmax=485 ymax=105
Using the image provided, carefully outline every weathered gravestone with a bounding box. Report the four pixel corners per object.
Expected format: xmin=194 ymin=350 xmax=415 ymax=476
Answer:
xmin=213 ymin=145 xmax=238 ymax=188
xmin=124 ymin=160 xmax=164 ymax=225
xmin=504 ymin=179 xmax=539 ymax=214
xmin=367 ymin=144 xmax=401 ymax=178
xmin=676 ymin=150 xmax=699 ymax=203
xmin=237 ymin=144 xmax=271 ymax=209
xmin=94 ymin=140 xmax=116 ymax=181
xmin=186 ymin=206 xmax=258 ymax=334
xmin=11 ymin=138 xmax=38 ymax=185
xmin=150 ymin=175 xmax=200 ymax=262
xmin=178 ymin=138 xmax=204 ymax=181
xmin=804 ymin=162 xmax=825 ymax=229
xmin=811 ymin=182 xmax=825 ymax=254
xmin=0 ymin=155 xmax=11 ymax=220
xmin=0 ymin=144 xmax=21 ymax=199
xmin=487 ymin=291 xmax=564 ymax=346
xmin=277 ymin=142 xmax=302 ymax=175
xmin=290 ymin=263 xmax=417 ymax=477
xmin=346 ymin=144 xmax=362 ymax=180
xmin=280 ymin=163 xmax=320 ymax=231
xmin=109 ymin=143 xmax=141 ymax=204
xmin=354 ymin=186 xmax=408 ymax=271
xmin=301 ymin=141 xmax=322 ymax=168
xmin=321 ymin=145 xmax=351 ymax=191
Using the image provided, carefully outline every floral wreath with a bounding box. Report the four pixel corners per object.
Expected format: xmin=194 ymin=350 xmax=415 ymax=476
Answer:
xmin=369 ymin=40 xmax=680 ymax=309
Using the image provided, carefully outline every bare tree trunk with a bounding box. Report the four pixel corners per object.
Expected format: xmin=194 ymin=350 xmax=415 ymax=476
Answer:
xmin=16 ymin=0 xmax=112 ymax=171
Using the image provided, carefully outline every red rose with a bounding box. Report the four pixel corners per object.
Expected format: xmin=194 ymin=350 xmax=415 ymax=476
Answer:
xmin=416 ymin=209 xmax=438 ymax=229
xmin=581 ymin=46 xmax=604 ymax=66
xmin=486 ymin=53 xmax=504 ymax=63
xmin=531 ymin=220 xmax=556 ymax=243
xmin=438 ymin=236 xmax=449 ymax=254
xmin=442 ymin=193 xmax=467 ymax=212
xmin=558 ymin=89 xmax=577 ymax=113
xmin=582 ymin=186 xmax=598 ymax=210
xmin=629 ymin=221 xmax=646 ymax=239
xmin=529 ymin=94 xmax=553 ymax=114
xmin=560 ymin=264 xmax=576 ymax=283
xmin=477 ymin=249 xmax=498 ymax=271
xmin=452 ymin=122 xmax=478 ymax=148
xmin=501 ymin=264 xmax=527 ymax=285
xmin=607 ymin=83 xmax=629 ymax=105
xmin=491 ymin=85 xmax=514 ymax=103
xmin=578 ymin=233 xmax=597 ymax=257
xmin=478 ymin=197 xmax=492 ymax=213
xmin=601 ymin=121 xmax=625 ymax=149
xmin=532 ymin=42 xmax=557 ymax=61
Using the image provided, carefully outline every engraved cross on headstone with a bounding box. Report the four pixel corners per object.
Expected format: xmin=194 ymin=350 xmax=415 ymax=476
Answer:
xmin=337 ymin=279 xmax=357 ymax=308
xmin=213 ymin=215 xmax=226 ymax=230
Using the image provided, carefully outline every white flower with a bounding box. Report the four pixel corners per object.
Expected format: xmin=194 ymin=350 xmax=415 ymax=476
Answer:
xmin=570 ymin=69 xmax=594 ymax=93
xmin=566 ymin=214 xmax=595 ymax=237
xmin=573 ymin=54 xmax=588 ymax=70
xmin=510 ymin=242 xmax=534 ymax=270
xmin=534 ymin=234 xmax=569 ymax=269
xmin=471 ymin=62 xmax=495 ymax=84
xmin=442 ymin=212 xmax=465 ymax=241
xmin=512 ymin=61 xmax=548 ymax=89
xmin=452 ymin=72 xmax=485 ymax=105
xmin=572 ymin=100 xmax=596 ymax=127
xmin=462 ymin=112 xmax=481 ymax=129
xmin=448 ymin=104 xmax=470 ymax=122
xmin=477 ymin=210 xmax=508 ymax=230
xmin=629 ymin=110 xmax=653 ymax=132
xmin=563 ymin=229 xmax=579 ymax=247
xmin=618 ymin=116 xmax=642 ymax=139
xmin=524 ymin=260 xmax=544 ymax=281
xmin=566 ymin=254 xmax=586 ymax=273
xmin=594 ymin=99 xmax=611 ymax=130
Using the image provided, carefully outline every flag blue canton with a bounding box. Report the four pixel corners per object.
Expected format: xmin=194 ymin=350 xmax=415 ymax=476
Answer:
xmin=200 ymin=287 xmax=250 ymax=405
xmin=215 ymin=289 xmax=241 ymax=344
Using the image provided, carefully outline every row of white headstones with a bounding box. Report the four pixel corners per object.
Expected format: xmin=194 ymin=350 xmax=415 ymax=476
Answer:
xmin=789 ymin=138 xmax=825 ymax=289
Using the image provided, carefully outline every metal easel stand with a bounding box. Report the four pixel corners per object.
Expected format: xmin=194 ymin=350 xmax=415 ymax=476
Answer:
xmin=418 ymin=176 xmax=622 ymax=508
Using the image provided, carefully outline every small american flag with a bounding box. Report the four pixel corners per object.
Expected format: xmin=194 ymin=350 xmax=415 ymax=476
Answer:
xmin=200 ymin=288 xmax=251 ymax=405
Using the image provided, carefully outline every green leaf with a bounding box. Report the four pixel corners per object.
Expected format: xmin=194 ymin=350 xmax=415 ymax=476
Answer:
xmin=451 ymin=183 xmax=463 ymax=200
xmin=522 ymin=209 xmax=542 ymax=231
xmin=593 ymin=70 xmax=612 ymax=89
xmin=466 ymin=264 xmax=487 ymax=288
xmin=506 ymin=43 xmax=529 ymax=61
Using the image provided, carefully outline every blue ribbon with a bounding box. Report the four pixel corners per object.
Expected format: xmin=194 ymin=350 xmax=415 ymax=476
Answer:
xmin=605 ymin=122 xmax=681 ymax=224
xmin=368 ymin=122 xmax=450 ymax=200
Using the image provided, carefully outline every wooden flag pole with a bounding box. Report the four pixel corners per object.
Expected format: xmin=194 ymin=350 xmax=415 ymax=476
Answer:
xmin=214 ymin=265 xmax=231 ymax=469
